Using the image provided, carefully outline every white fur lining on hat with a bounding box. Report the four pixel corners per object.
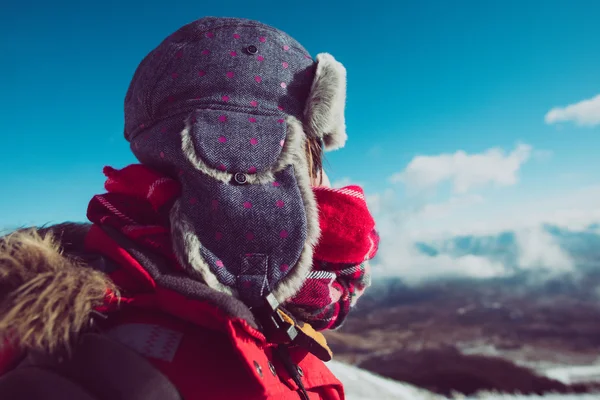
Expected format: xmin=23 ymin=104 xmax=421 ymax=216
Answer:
xmin=304 ymin=53 xmax=348 ymax=151
xmin=171 ymin=116 xmax=321 ymax=304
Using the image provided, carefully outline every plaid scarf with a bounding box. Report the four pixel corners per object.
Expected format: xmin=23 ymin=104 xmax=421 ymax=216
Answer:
xmin=87 ymin=164 xmax=378 ymax=330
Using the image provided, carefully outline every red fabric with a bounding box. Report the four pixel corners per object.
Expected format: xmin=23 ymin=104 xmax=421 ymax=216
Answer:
xmin=86 ymin=225 xmax=344 ymax=400
xmin=87 ymin=164 xmax=379 ymax=330
xmin=312 ymin=186 xmax=379 ymax=264
xmin=0 ymin=339 xmax=22 ymax=377
xmin=88 ymin=165 xmax=181 ymax=267
xmin=289 ymin=186 xmax=379 ymax=329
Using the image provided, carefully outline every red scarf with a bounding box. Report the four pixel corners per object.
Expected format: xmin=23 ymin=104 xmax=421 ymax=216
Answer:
xmin=87 ymin=165 xmax=378 ymax=330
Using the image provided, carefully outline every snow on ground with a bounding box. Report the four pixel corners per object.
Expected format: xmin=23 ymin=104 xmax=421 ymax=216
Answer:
xmin=327 ymin=360 xmax=443 ymax=400
xmin=459 ymin=342 xmax=600 ymax=387
xmin=328 ymin=360 xmax=600 ymax=400
xmin=472 ymin=395 xmax=600 ymax=400
xmin=542 ymin=364 xmax=600 ymax=385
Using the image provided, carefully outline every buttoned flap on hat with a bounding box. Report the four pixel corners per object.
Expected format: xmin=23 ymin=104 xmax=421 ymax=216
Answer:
xmin=124 ymin=17 xmax=348 ymax=307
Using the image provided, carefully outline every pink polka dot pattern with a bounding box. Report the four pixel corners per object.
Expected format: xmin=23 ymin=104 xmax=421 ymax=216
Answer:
xmin=125 ymin=19 xmax=321 ymax=302
xmin=160 ymin=151 xmax=165 ymax=159
xmin=160 ymin=127 xmax=167 ymax=133
xmin=243 ymin=281 xmax=252 ymax=288
xmin=175 ymin=50 xmax=183 ymax=58
xmin=189 ymin=197 xmax=198 ymax=205
xmin=167 ymin=96 xmax=175 ymax=102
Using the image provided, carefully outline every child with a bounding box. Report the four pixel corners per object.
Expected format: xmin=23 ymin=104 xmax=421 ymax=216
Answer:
xmin=0 ymin=17 xmax=378 ymax=400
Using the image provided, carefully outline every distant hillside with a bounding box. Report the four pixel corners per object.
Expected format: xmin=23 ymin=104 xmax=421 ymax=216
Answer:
xmin=326 ymin=274 xmax=600 ymax=396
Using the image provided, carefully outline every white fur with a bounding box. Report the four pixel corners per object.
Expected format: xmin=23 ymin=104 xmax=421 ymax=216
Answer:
xmin=181 ymin=115 xmax=295 ymax=185
xmin=173 ymin=116 xmax=321 ymax=303
xmin=181 ymin=121 xmax=235 ymax=183
xmin=169 ymin=200 xmax=235 ymax=296
xmin=304 ymin=53 xmax=348 ymax=151
xmin=272 ymin=117 xmax=321 ymax=303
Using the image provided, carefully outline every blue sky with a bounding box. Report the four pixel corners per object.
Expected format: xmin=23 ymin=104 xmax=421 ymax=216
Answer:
xmin=2 ymin=0 xmax=600 ymax=279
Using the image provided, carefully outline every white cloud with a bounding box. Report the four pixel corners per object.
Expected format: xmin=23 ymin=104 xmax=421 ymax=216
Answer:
xmin=390 ymin=144 xmax=532 ymax=194
xmin=368 ymin=140 xmax=600 ymax=282
xmin=387 ymin=183 xmax=600 ymax=241
xmin=515 ymin=227 xmax=574 ymax=273
xmin=366 ymin=188 xmax=396 ymax=215
xmin=373 ymin=231 xmax=509 ymax=283
xmin=545 ymin=93 xmax=600 ymax=126
xmin=369 ymin=183 xmax=600 ymax=282
xmin=353 ymin=139 xmax=599 ymax=283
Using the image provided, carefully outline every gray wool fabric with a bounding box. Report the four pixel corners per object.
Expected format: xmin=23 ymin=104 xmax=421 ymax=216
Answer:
xmin=124 ymin=17 xmax=317 ymax=306
xmin=124 ymin=17 xmax=314 ymax=141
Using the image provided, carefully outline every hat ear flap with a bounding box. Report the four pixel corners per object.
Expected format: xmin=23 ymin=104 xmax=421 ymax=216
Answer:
xmin=303 ymin=53 xmax=347 ymax=151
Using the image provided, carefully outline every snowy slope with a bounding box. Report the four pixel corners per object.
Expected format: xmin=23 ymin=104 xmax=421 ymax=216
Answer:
xmin=472 ymin=395 xmax=600 ymax=400
xmin=328 ymin=360 xmax=600 ymax=400
xmin=327 ymin=360 xmax=443 ymax=400
xmin=542 ymin=364 xmax=600 ymax=385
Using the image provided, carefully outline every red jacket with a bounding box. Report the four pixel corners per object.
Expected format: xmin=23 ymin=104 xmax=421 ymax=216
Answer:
xmin=89 ymin=225 xmax=345 ymax=400
xmin=0 ymin=224 xmax=344 ymax=400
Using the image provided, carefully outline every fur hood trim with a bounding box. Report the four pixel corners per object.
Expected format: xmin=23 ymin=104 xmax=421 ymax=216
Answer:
xmin=0 ymin=228 xmax=117 ymax=356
